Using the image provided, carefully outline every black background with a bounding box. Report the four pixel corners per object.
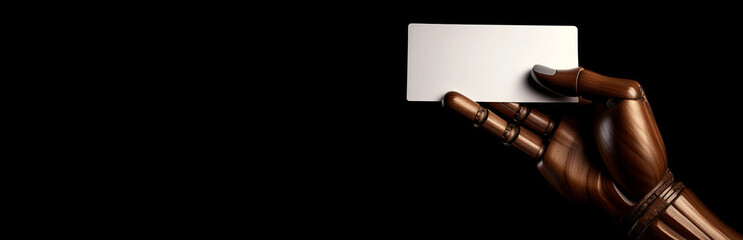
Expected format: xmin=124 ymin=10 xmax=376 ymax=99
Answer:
xmin=23 ymin=3 xmax=743 ymax=238
xmin=285 ymin=5 xmax=743 ymax=239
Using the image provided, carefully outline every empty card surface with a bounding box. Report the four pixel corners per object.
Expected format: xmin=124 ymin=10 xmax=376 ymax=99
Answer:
xmin=407 ymin=24 xmax=579 ymax=102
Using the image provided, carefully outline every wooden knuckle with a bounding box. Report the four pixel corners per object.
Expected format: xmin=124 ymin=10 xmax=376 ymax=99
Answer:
xmin=535 ymin=139 xmax=547 ymax=160
xmin=501 ymin=123 xmax=520 ymax=145
xmin=544 ymin=117 xmax=559 ymax=137
xmin=578 ymin=70 xmax=646 ymax=100
xmin=472 ymin=107 xmax=489 ymax=127
xmin=513 ymin=104 xmax=531 ymax=122
xmin=624 ymin=80 xmax=644 ymax=100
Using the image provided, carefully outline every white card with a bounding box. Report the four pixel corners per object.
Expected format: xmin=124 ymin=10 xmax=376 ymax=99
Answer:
xmin=407 ymin=24 xmax=579 ymax=102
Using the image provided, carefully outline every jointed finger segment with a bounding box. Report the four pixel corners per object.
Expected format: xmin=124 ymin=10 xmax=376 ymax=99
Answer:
xmin=443 ymin=91 xmax=547 ymax=161
xmin=487 ymin=103 xmax=559 ymax=137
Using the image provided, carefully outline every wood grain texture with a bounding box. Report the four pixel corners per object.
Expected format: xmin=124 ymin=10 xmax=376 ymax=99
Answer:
xmin=488 ymin=103 xmax=557 ymax=136
xmin=508 ymin=124 xmax=544 ymax=159
xmin=445 ymin=91 xmax=636 ymax=218
xmin=531 ymin=67 xmax=583 ymax=96
xmin=443 ymin=91 xmax=507 ymax=137
xmin=638 ymin=190 xmax=743 ymax=240
xmin=443 ymin=92 xmax=544 ymax=159
xmin=537 ymin=116 xmax=634 ymax=218
xmin=579 ymin=69 xmax=645 ymax=100
xmin=531 ymin=66 xmax=667 ymax=200
xmin=594 ymin=98 xmax=667 ymax=200
xmin=443 ymin=72 xmax=742 ymax=239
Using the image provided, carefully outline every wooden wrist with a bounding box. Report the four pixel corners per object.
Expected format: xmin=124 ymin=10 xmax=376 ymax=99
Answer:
xmin=621 ymin=170 xmax=685 ymax=239
xmin=621 ymin=170 xmax=742 ymax=239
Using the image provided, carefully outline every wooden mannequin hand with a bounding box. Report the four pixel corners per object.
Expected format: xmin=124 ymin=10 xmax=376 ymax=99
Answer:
xmin=442 ymin=65 xmax=741 ymax=239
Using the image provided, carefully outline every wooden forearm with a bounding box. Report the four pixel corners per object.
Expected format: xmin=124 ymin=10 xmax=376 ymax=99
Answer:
xmin=626 ymin=182 xmax=742 ymax=239
xmin=619 ymin=171 xmax=742 ymax=239
xmin=644 ymin=189 xmax=742 ymax=239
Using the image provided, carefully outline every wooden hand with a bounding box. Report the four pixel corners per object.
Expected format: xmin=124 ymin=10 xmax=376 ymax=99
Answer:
xmin=443 ymin=65 xmax=742 ymax=239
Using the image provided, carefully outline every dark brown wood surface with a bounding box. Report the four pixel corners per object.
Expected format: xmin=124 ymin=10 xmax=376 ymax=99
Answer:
xmin=442 ymin=66 xmax=742 ymax=239
xmin=487 ymin=103 xmax=557 ymax=136
xmin=530 ymin=65 xmax=669 ymax=200
xmin=593 ymin=98 xmax=667 ymax=200
xmin=638 ymin=189 xmax=743 ymax=239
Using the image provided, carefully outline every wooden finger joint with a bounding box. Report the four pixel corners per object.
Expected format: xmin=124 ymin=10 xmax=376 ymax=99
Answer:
xmin=472 ymin=107 xmax=489 ymax=127
xmin=501 ymin=123 xmax=520 ymax=145
xmin=513 ymin=105 xmax=531 ymax=122
xmin=535 ymin=139 xmax=547 ymax=160
xmin=544 ymin=117 xmax=559 ymax=137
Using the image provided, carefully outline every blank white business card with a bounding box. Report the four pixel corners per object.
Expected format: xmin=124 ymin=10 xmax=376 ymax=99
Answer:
xmin=407 ymin=24 xmax=579 ymax=102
